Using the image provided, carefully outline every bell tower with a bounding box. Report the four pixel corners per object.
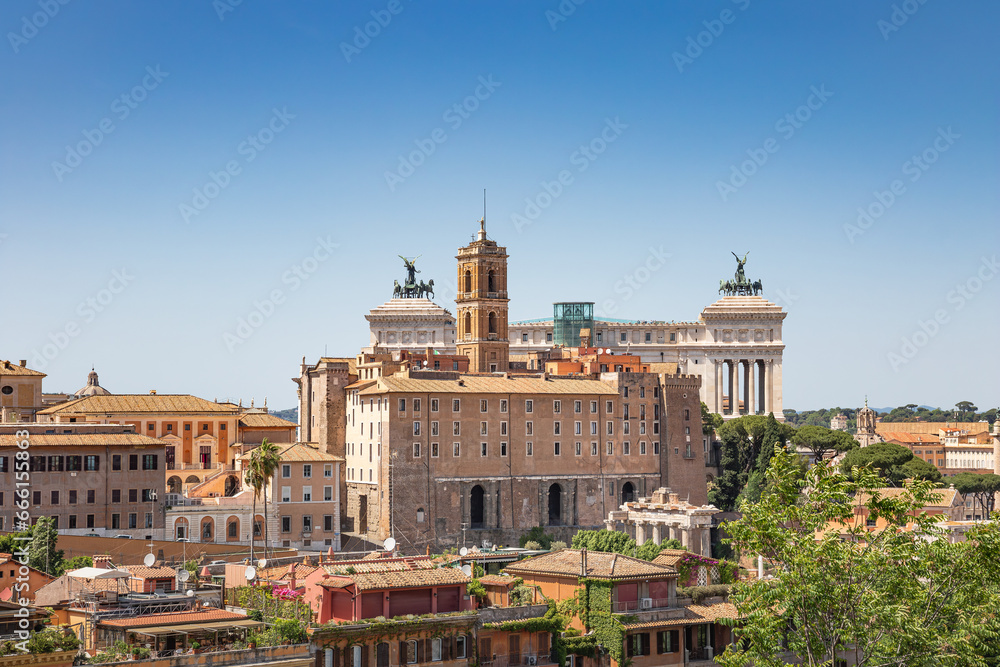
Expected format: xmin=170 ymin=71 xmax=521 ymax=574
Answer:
xmin=456 ymin=218 xmax=509 ymax=372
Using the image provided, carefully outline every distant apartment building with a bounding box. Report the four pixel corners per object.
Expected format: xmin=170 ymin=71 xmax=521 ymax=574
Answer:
xmin=881 ymin=425 xmax=997 ymax=474
xmin=0 ymin=359 xmax=45 ymax=422
xmin=0 ymin=423 xmax=165 ymax=536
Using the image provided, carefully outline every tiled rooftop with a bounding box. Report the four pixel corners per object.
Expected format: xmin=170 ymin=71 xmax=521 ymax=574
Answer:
xmin=322 ymin=567 xmax=470 ymax=592
xmin=620 ymin=602 xmax=738 ymax=629
xmin=0 ymin=433 xmax=167 ymax=448
xmin=504 ymin=549 xmax=677 ymax=581
xmin=238 ymin=413 xmax=297 ymax=429
xmin=359 ymin=374 xmax=619 ymax=396
xmin=100 ymin=609 xmax=247 ymax=628
xmin=38 ymin=394 xmax=240 ymax=415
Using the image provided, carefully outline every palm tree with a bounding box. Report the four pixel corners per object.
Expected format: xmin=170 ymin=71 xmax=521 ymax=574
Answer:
xmin=255 ymin=439 xmax=282 ymax=561
xmin=244 ymin=457 xmax=264 ymax=562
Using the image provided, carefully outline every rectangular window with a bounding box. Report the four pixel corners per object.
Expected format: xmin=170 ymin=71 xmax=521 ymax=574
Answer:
xmin=69 ymin=515 xmax=77 ymax=529
xmin=480 ymin=421 xmax=488 ymax=436
xmin=431 ymin=442 xmax=439 ymax=458
xmin=645 ymin=332 xmax=651 ymax=342
xmin=452 ymin=399 xmax=461 ymax=412
xmin=128 ymin=513 xmax=137 ymax=529
xmin=480 ymin=399 xmax=488 ymax=412
xmin=526 ymin=442 xmax=533 ymax=456
xmin=656 ymin=631 xmax=680 ymax=654
xmin=128 ymin=489 xmax=138 ymax=503
xmin=575 ymin=421 xmax=582 ymax=435
xmin=640 ymin=441 xmax=647 ymax=455
xmin=406 ymin=641 xmax=417 ymax=664
xmin=500 ymin=399 xmax=508 ymax=413
xmin=413 ymin=421 xmax=421 ymax=436
xmin=525 ymin=421 xmax=533 ymax=436
xmin=281 ymin=487 xmax=291 ymax=503
xmin=607 ymin=442 xmax=614 ymax=455
xmin=546 ymin=332 xmax=552 ymax=342
xmin=554 ymin=421 xmax=561 ymax=435
xmin=500 ymin=421 xmax=508 ymax=436
xmin=575 ymin=442 xmax=582 ymax=456
xmin=413 ymin=398 xmax=421 ymax=412
xmin=69 ymin=490 xmax=77 ymax=504
xmin=112 ymin=514 xmax=120 ymax=529
xmin=87 ymin=490 xmax=95 ymax=504
xmin=624 ymin=441 xmax=630 ymax=455
xmin=86 ymin=514 xmax=95 ymax=528
xmin=303 ymin=516 xmax=312 ymax=532
xmin=413 ymin=443 xmax=421 ymax=458
xmin=112 ymin=454 xmax=121 ymax=471
xmin=82 ymin=455 xmax=99 ymax=471
xmin=67 ymin=456 xmax=81 ymax=471
xmin=453 ymin=421 xmax=461 ymax=436
xmin=553 ymin=400 xmax=561 ymax=413
xmin=112 ymin=489 xmax=121 ymax=503
xmin=500 ymin=442 xmax=508 ymax=457
xmin=141 ymin=454 xmax=156 ymax=470
xmin=640 ymin=421 xmax=646 ymax=435
xmin=607 ymin=421 xmax=614 ymax=435
xmin=282 ymin=464 xmax=291 ymax=478
xmin=128 ymin=454 xmax=138 ymax=471
xmin=321 ymin=486 xmax=332 ymax=501
xmin=47 ymin=455 xmax=63 ymax=471
xmin=282 ymin=516 xmax=291 ymax=533
xmin=324 ymin=515 xmax=334 ymax=531
xmin=590 ymin=401 xmax=598 ymax=413
xmin=431 ymin=421 xmax=439 ymax=436
xmin=324 ymin=464 xmax=333 ymax=478
xmin=654 ymin=441 xmax=660 ymax=454
xmin=481 ymin=443 xmax=488 ymax=457
xmin=51 ymin=490 xmax=59 ymax=504
xmin=456 ymin=636 xmax=467 ymax=659
xmin=590 ymin=421 xmax=598 ymax=435
xmin=525 ymin=399 xmax=533 ymax=413
xmin=554 ymin=442 xmax=561 ymax=456
xmin=431 ymin=638 xmax=442 ymax=662
xmin=522 ymin=333 xmax=528 ymax=342
xmin=399 ymin=398 xmax=406 ymax=413
xmin=624 ymin=421 xmax=630 ymax=435
xmin=606 ymin=400 xmax=613 ymax=414
xmin=620 ymin=332 xmax=627 ymax=342
xmin=302 ymin=464 xmax=312 ymax=478
xmin=453 ymin=442 xmax=461 ymax=457
xmin=431 ymin=398 xmax=439 ymax=412
xmin=591 ymin=442 xmax=598 ymax=456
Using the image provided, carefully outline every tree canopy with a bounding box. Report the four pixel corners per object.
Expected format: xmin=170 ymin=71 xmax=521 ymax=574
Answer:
xmin=840 ymin=442 xmax=941 ymax=486
xmin=708 ymin=414 xmax=795 ymax=511
xmin=717 ymin=446 xmax=1000 ymax=667
xmin=951 ymin=473 xmax=1000 ymax=517
xmin=792 ymin=424 xmax=857 ymax=461
xmin=570 ymin=529 xmax=679 ymax=560
xmin=27 ymin=517 xmax=63 ymax=576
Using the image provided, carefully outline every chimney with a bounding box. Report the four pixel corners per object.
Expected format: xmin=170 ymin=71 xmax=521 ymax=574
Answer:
xmin=18 ymin=360 xmax=26 ymax=367
xmin=426 ymin=545 xmax=431 ymax=556
xmin=580 ymin=547 xmax=587 ymax=577
xmin=150 ymin=390 xmax=157 ymax=395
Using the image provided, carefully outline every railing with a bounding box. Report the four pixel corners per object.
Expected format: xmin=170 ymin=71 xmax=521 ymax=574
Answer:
xmin=612 ymin=597 xmax=672 ymax=613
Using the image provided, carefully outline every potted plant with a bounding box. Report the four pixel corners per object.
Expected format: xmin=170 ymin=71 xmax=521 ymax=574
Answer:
xmin=190 ymin=641 xmax=201 ymax=654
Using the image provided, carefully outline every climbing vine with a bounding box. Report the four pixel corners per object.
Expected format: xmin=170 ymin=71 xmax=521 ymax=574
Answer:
xmin=313 ymin=612 xmax=478 ymax=648
xmin=580 ymin=579 xmax=628 ymax=667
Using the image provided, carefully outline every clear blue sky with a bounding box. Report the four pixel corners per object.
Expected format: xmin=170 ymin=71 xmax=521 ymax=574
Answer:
xmin=2 ymin=1 xmax=997 ymax=412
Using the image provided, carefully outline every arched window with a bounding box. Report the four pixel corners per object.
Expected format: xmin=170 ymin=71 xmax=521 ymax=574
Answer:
xmin=621 ymin=481 xmax=635 ymax=504
xmin=201 ymin=518 xmax=213 ymax=540
xmin=487 ymin=269 xmax=496 ymax=293
xmin=224 ymin=475 xmax=239 ymax=497
xmin=416 ymin=508 xmax=425 ymax=523
xmin=548 ymin=483 xmax=562 ymax=526
xmin=227 ymin=517 xmax=239 ymax=539
xmin=488 ymin=312 xmax=498 ymax=334
xmin=464 ymin=269 xmax=472 ymax=293
xmin=464 ymin=312 xmax=472 ymax=337
xmin=470 ymin=485 xmax=485 ymax=529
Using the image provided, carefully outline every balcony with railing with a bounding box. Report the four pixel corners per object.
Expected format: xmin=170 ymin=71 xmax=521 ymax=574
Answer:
xmin=612 ymin=597 xmax=673 ymax=614
xmin=480 ymin=652 xmax=554 ymax=667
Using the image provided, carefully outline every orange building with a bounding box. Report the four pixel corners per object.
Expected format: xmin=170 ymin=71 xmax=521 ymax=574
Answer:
xmin=0 ymin=553 xmax=55 ymax=602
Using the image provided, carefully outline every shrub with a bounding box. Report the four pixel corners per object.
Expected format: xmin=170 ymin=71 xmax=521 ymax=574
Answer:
xmin=523 ymin=540 xmax=542 ymax=550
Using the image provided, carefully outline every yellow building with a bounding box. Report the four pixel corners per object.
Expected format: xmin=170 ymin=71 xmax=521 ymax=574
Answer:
xmin=0 ymin=359 xmax=45 ymax=422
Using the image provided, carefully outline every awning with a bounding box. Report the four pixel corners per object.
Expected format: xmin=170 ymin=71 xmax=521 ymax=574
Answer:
xmin=129 ymin=626 xmax=190 ymax=636
xmin=67 ymin=567 xmax=131 ymax=579
xmin=168 ymin=620 xmax=265 ymax=633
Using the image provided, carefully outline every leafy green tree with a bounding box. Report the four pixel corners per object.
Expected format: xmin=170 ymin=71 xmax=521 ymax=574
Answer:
xmin=28 ymin=517 xmax=63 ymax=576
xmin=951 ymin=473 xmax=1000 ymax=517
xmin=0 ymin=526 xmax=32 ymax=555
xmin=635 ymin=539 xmax=663 ymax=561
xmin=792 ymin=424 xmax=857 ymax=461
xmin=717 ymin=446 xmax=1000 ymax=667
xmin=898 ymin=457 xmax=942 ymax=484
xmin=840 ymin=442 xmax=937 ymax=486
xmin=571 ymin=529 xmax=635 ymax=555
xmin=709 ymin=415 xmax=795 ymax=510
xmin=519 ymin=526 xmax=554 ymax=549
xmin=701 ymin=401 xmax=723 ymax=437
xmin=57 ymin=555 xmax=92 ymax=576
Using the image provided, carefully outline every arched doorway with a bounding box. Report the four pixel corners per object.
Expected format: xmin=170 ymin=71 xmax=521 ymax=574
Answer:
xmin=174 ymin=517 xmax=189 ymax=540
xmin=621 ymin=481 xmax=635 ymax=504
xmin=548 ymin=484 xmax=562 ymax=526
xmin=224 ymin=475 xmax=239 ymax=497
xmin=470 ymin=485 xmax=485 ymax=529
xmin=167 ymin=476 xmax=182 ymax=494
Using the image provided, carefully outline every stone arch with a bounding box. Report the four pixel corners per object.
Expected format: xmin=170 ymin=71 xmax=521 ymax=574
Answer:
xmin=548 ymin=483 xmax=563 ymax=526
xmin=167 ymin=476 xmax=182 ymax=494
xmin=173 ymin=517 xmax=189 ymax=540
xmin=224 ymin=475 xmax=240 ymax=497
xmin=226 ymin=516 xmax=240 ymax=541
xmin=463 ymin=311 xmax=472 ymax=337
xmin=470 ymin=485 xmax=485 ymax=529
xmin=185 ymin=474 xmax=200 ymax=485
xmin=200 ymin=517 xmax=214 ymax=541
xmin=621 ymin=481 xmax=635 ymax=504
xmin=487 ymin=268 xmax=496 ymax=293
xmin=464 ymin=269 xmax=472 ymax=294
xmin=488 ymin=311 xmax=498 ymax=334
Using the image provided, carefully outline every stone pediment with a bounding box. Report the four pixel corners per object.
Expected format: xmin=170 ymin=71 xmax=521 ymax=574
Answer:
xmin=701 ymin=295 xmax=786 ymax=323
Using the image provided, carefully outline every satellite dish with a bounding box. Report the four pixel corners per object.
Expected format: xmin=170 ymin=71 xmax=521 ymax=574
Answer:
xmin=258 ymin=558 xmax=268 ymax=569
xmin=459 ymin=547 xmax=469 ymax=557
xmin=143 ymin=553 xmax=156 ymax=567
xmin=384 ymin=537 xmax=396 ymax=552
xmin=245 ymin=566 xmax=257 ymax=581
xmin=178 ymin=569 xmax=190 ymax=582
xmin=461 ymin=564 xmax=472 ymax=576
xmin=186 ymin=589 xmax=195 ymax=597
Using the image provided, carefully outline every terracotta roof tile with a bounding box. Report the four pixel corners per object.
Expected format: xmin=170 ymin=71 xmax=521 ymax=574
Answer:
xmin=125 ymin=565 xmax=178 ymax=579
xmin=100 ymin=609 xmax=248 ymax=628
xmin=38 ymin=394 xmax=240 ymax=415
xmin=238 ymin=413 xmax=298 ymax=429
xmin=621 ymin=602 xmax=738 ymax=630
xmin=322 ymin=568 xmax=470 ymax=592
xmin=0 ymin=361 xmax=45 ymax=377
xmin=239 ymin=442 xmax=342 ymax=462
xmin=504 ymin=549 xmax=676 ymax=581
xmin=478 ymin=575 xmax=518 ymax=587
xmin=0 ymin=433 xmax=167 ymax=448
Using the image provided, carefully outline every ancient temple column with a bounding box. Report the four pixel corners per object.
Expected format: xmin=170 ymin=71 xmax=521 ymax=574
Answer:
xmin=747 ymin=360 xmax=756 ymax=415
xmin=715 ymin=360 xmax=724 ymax=415
xmin=635 ymin=521 xmax=646 ymax=544
xmin=652 ymin=522 xmax=662 ymax=545
xmin=732 ymin=360 xmax=740 ymax=415
xmin=700 ymin=529 xmax=711 ymax=557
xmin=605 ymin=519 xmax=616 ymax=532
xmin=680 ymin=527 xmax=690 ymax=550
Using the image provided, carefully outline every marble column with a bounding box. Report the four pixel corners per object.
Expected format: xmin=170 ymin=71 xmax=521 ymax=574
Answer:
xmin=635 ymin=521 xmax=646 ymax=544
xmin=715 ymin=360 xmax=723 ymax=415
xmin=652 ymin=522 xmax=662 ymax=545
xmin=747 ymin=360 xmax=756 ymax=415
xmin=700 ymin=528 xmax=711 ymax=557
xmin=668 ymin=524 xmax=678 ymax=542
xmin=732 ymin=360 xmax=740 ymax=415
xmin=680 ymin=527 xmax=690 ymax=550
